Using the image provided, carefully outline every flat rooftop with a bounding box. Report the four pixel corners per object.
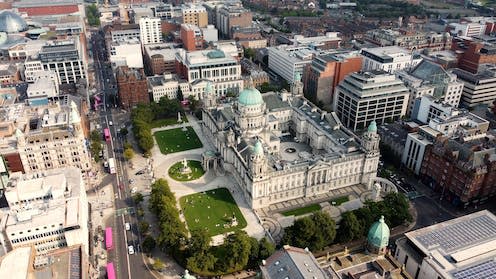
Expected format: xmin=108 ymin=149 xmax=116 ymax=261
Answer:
xmin=362 ymin=46 xmax=411 ymax=58
xmin=405 ymin=210 xmax=496 ymax=279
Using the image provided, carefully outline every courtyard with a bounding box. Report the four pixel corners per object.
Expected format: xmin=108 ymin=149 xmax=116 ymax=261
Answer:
xmin=168 ymin=160 xmax=205 ymax=181
xmin=179 ymin=188 xmax=247 ymax=237
xmin=154 ymin=127 xmax=203 ymax=155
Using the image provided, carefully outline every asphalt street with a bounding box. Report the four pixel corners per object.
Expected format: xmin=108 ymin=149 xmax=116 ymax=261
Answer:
xmin=91 ymin=30 xmax=153 ymax=279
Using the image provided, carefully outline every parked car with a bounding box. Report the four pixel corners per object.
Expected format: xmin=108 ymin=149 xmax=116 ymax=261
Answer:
xmin=128 ymin=245 xmax=135 ymax=255
xmin=125 ymin=223 xmax=130 ymax=231
xmin=135 ymin=170 xmax=145 ymax=175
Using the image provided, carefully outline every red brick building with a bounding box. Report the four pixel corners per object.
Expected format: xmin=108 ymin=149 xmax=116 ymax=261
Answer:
xmin=303 ymin=52 xmax=362 ymax=106
xmin=420 ymin=137 xmax=496 ymax=207
xmin=452 ymin=37 xmax=496 ymax=73
xmin=116 ymin=67 xmax=149 ymax=109
xmin=180 ymin=24 xmax=203 ymax=51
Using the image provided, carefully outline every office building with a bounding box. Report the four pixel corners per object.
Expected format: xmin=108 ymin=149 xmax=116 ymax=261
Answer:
xmin=361 ymin=46 xmax=422 ymax=74
xmin=420 ymin=130 xmax=496 ymax=205
xmin=34 ymin=39 xmax=85 ymax=85
xmin=283 ymin=32 xmax=342 ymax=50
xmin=395 ymin=210 xmax=496 ymax=279
xmin=0 ymin=167 xmax=88 ymax=256
xmin=364 ymin=29 xmax=452 ymax=52
xmin=180 ymin=24 xmax=203 ymax=51
xmin=448 ymin=22 xmax=486 ymax=37
xmin=182 ymin=3 xmax=208 ymax=28
xmin=143 ymin=43 xmax=180 ymax=76
xmin=201 ymin=83 xmax=379 ymax=209
xmin=452 ymin=65 xmax=496 ymax=108
xmin=175 ymin=48 xmax=243 ymax=96
xmin=201 ymin=25 xmax=219 ymax=43
xmin=0 ymin=96 xmax=89 ymax=174
xmin=397 ymin=60 xmax=463 ymax=115
xmin=139 ymin=17 xmax=162 ymax=45
xmin=107 ymin=24 xmax=140 ymax=43
xmin=116 ymin=66 xmax=149 ymax=109
xmin=268 ymin=45 xmax=316 ymax=84
xmin=147 ymin=73 xmax=190 ymax=102
xmin=108 ymin=38 xmax=144 ymax=69
xmin=216 ymin=4 xmax=252 ymax=38
xmin=153 ymin=4 xmax=182 ymax=19
xmin=334 ymin=71 xmax=410 ymax=131
xmin=451 ymin=38 xmax=496 ymax=74
xmin=303 ymin=51 xmax=362 ymax=105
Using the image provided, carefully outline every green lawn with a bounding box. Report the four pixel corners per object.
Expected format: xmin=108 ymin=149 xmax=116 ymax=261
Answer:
xmin=154 ymin=127 xmax=202 ymax=154
xmin=150 ymin=115 xmax=188 ymax=129
xmin=329 ymin=196 xmax=349 ymax=206
xmin=168 ymin=160 xmax=205 ymax=181
xmin=179 ymin=188 xmax=247 ymax=237
xmin=281 ymin=204 xmax=322 ymax=216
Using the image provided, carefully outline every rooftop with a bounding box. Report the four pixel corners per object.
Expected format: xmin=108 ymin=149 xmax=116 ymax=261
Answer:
xmin=0 ymin=246 xmax=32 ymax=279
xmin=403 ymin=210 xmax=496 ymax=279
xmin=260 ymin=245 xmax=330 ymax=279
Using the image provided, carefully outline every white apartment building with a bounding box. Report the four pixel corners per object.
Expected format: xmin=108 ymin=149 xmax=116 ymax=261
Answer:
xmin=139 ymin=17 xmax=162 ymax=45
xmin=452 ymin=66 xmax=496 ymax=108
xmin=402 ymin=126 xmax=441 ymax=175
xmin=395 ymin=210 xmax=496 ymax=279
xmin=0 ymin=167 xmax=88 ymax=256
xmin=0 ymin=95 xmax=90 ymax=173
xmin=397 ymin=60 xmax=464 ymax=115
xmin=23 ymin=60 xmax=44 ymax=82
xmin=201 ymin=25 xmax=219 ymax=43
xmin=175 ymin=48 xmax=243 ymax=96
xmin=267 ymin=45 xmax=316 ymax=84
xmin=26 ymin=78 xmax=58 ymax=98
xmin=361 ymin=46 xmax=422 ymax=73
xmin=334 ymin=71 xmax=410 ymax=131
xmin=109 ymin=38 xmax=143 ymax=69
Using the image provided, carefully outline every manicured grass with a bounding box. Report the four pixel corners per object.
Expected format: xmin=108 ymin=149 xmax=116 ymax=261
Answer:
xmin=150 ymin=115 xmax=188 ymax=129
xmin=168 ymin=160 xmax=205 ymax=181
xmin=179 ymin=188 xmax=247 ymax=237
xmin=154 ymin=127 xmax=202 ymax=154
xmin=281 ymin=204 xmax=321 ymax=216
xmin=329 ymin=196 xmax=349 ymax=206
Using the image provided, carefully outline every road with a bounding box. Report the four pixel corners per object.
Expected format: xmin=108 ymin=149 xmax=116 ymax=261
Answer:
xmin=91 ymin=30 xmax=153 ymax=279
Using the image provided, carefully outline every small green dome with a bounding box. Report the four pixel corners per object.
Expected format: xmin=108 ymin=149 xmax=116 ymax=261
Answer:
xmin=368 ymin=121 xmax=377 ymax=133
xmin=238 ymin=86 xmax=263 ymax=106
xmin=253 ymin=140 xmax=264 ymax=156
xmin=367 ymin=216 xmax=390 ymax=249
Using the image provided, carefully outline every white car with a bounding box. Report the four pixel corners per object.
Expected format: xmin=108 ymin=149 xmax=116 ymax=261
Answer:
xmin=128 ymin=245 xmax=134 ymax=255
xmin=131 ymin=187 xmax=137 ymax=194
xmin=125 ymin=223 xmax=130 ymax=231
xmin=108 ymin=121 xmax=113 ymax=126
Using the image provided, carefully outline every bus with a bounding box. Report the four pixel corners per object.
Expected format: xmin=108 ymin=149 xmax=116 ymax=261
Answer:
xmin=106 ymin=262 xmax=116 ymax=279
xmin=105 ymin=227 xmax=113 ymax=250
xmin=104 ymin=128 xmax=111 ymax=142
xmin=108 ymin=158 xmax=116 ymax=174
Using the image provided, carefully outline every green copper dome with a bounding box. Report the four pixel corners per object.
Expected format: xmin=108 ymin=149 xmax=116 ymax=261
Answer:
xmin=238 ymin=86 xmax=263 ymax=106
xmin=367 ymin=121 xmax=377 ymax=133
xmin=367 ymin=216 xmax=390 ymax=249
xmin=253 ymin=140 xmax=264 ymax=156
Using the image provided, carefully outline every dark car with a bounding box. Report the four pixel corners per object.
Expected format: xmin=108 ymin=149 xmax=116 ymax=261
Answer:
xmin=135 ymin=170 xmax=145 ymax=175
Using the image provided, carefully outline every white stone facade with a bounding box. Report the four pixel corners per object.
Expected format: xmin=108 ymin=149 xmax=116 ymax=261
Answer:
xmin=201 ymin=84 xmax=379 ymax=209
xmin=0 ymin=167 xmax=89 ymax=256
xmin=361 ymin=46 xmax=422 ymax=73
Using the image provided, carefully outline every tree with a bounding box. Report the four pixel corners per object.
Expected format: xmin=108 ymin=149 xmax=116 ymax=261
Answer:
xmin=338 ymin=211 xmax=363 ymax=243
xmin=244 ymin=47 xmax=255 ymax=59
xmin=188 ymin=229 xmax=211 ymax=255
xmin=132 ymin=192 xmax=144 ymax=205
xmin=223 ymin=231 xmax=253 ymax=270
xmin=187 ymin=251 xmax=217 ymax=272
xmin=139 ymin=221 xmax=150 ymax=235
xmin=120 ymin=127 xmax=128 ymax=137
xmin=123 ymin=148 xmax=134 ymax=161
xmin=188 ymin=95 xmax=199 ymax=112
xmin=138 ymin=132 xmax=154 ymax=152
xmin=142 ymin=236 xmax=156 ymax=254
xmin=258 ymin=237 xmax=275 ymax=259
xmin=311 ymin=211 xmax=337 ymax=247
xmin=152 ymin=258 xmax=165 ymax=271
